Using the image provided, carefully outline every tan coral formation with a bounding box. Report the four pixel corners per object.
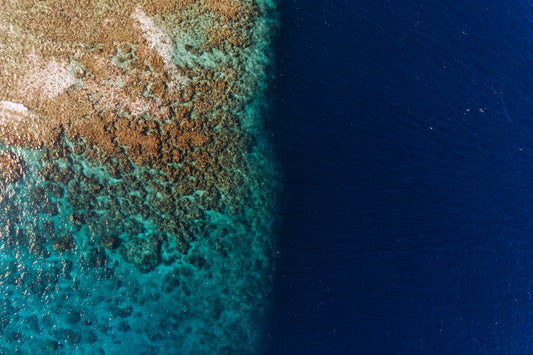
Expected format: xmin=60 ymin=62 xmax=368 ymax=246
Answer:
xmin=0 ymin=151 xmax=25 ymax=184
xmin=0 ymin=0 xmax=269 ymax=252
xmin=0 ymin=0 xmax=257 ymax=188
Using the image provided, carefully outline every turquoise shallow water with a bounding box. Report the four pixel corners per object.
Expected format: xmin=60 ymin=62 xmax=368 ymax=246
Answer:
xmin=0 ymin=1 xmax=279 ymax=354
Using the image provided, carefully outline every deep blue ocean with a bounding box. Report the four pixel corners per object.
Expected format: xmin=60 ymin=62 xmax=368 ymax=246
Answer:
xmin=270 ymin=0 xmax=533 ymax=353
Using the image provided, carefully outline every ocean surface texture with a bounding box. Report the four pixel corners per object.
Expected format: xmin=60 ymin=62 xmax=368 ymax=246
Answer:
xmin=271 ymin=0 xmax=533 ymax=353
xmin=0 ymin=1 xmax=279 ymax=354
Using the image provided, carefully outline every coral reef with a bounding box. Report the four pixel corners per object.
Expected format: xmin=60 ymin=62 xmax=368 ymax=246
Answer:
xmin=121 ymin=235 xmax=163 ymax=273
xmin=0 ymin=0 xmax=279 ymax=353
xmin=0 ymin=152 xmax=25 ymax=184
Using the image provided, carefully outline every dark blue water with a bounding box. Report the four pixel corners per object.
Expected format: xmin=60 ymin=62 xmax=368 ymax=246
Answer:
xmin=270 ymin=0 xmax=533 ymax=353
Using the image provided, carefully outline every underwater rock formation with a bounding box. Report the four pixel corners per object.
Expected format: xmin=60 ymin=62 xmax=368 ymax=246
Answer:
xmin=0 ymin=0 xmax=279 ymax=353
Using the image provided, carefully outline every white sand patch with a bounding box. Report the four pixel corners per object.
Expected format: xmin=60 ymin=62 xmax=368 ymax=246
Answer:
xmin=0 ymin=100 xmax=33 ymax=121
xmin=0 ymin=101 xmax=28 ymax=116
xmin=0 ymin=100 xmax=40 ymax=142
xmin=132 ymin=8 xmax=173 ymax=65
xmin=21 ymin=53 xmax=77 ymax=99
xmin=0 ymin=101 xmax=32 ymax=126
xmin=131 ymin=7 xmax=188 ymax=90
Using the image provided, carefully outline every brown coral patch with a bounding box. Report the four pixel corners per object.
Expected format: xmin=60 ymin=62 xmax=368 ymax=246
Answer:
xmin=0 ymin=0 xmax=265 ymax=242
xmin=0 ymin=152 xmax=25 ymax=184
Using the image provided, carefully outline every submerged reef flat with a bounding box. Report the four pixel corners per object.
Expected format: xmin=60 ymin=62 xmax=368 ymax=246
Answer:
xmin=0 ymin=1 xmax=279 ymax=353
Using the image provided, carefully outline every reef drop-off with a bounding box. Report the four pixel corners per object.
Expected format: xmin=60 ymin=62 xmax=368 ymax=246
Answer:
xmin=0 ymin=0 xmax=279 ymax=353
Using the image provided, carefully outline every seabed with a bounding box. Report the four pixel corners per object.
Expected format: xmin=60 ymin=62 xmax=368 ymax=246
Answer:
xmin=0 ymin=1 xmax=279 ymax=353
